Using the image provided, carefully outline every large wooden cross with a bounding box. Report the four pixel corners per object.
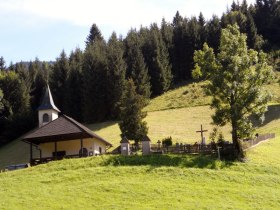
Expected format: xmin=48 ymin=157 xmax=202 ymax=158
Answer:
xmin=196 ymin=124 xmax=208 ymax=143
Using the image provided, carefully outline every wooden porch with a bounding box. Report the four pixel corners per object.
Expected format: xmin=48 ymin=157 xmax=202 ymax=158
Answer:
xmin=30 ymin=153 xmax=88 ymax=166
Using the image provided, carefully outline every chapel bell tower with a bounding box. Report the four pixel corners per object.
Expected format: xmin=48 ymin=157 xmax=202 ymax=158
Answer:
xmin=37 ymin=85 xmax=60 ymax=127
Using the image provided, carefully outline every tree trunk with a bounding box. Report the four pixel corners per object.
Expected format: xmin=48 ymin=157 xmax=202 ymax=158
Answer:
xmin=232 ymin=120 xmax=245 ymax=160
xmin=231 ymin=93 xmax=244 ymax=160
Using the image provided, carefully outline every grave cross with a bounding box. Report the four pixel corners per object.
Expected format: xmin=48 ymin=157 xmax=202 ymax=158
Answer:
xmin=196 ymin=124 xmax=208 ymax=143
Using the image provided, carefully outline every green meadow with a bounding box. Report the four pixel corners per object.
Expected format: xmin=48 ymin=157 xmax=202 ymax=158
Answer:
xmin=0 ymin=134 xmax=280 ymax=209
xmin=0 ymin=80 xmax=280 ymax=209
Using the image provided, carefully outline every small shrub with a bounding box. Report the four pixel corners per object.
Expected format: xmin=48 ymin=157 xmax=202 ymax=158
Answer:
xmin=217 ymin=133 xmax=225 ymax=147
xmin=209 ymin=127 xmax=218 ymax=142
xmin=162 ymin=136 xmax=173 ymax=147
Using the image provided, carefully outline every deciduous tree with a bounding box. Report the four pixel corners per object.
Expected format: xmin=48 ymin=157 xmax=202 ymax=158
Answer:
xmin=192 ymin=24 xmax=273 ymax=159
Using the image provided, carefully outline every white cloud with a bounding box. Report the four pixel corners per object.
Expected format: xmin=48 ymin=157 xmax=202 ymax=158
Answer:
xmin=0 ymin=0 xmax=257 ymax=63
xmin=1 ymin=0 xmax=256 ymax=29
xmin=1 ymin=0 xmax=161 ymax=26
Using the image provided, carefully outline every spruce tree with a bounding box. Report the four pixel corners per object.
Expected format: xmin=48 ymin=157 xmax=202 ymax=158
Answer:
xmin=28 ymin=58 xmax=45 ymax=110
xmin=49 ymin=50 xmax=70 ymax=112
xmin=245 ymin=10 xmax=263 ymax=50
xmin=0 ymin=56 xmax=6 ymax=71
xmin=254 ymin=0 xmax=280 ymax=48
xmin=106 ymin=32 xmax=127 ymax=119
xmin=240 ymin=0 xmax=248 ymax=13
xmin=142 ymin=23 xmax=172 ymax=96
xmin=125 ymin=29 xmax=151 ymax=98
xmin=64 ymin=48 xmax=84 ymax=121
xmin=198 ymin=12 xmax=207 ymax=48
xmin=119 ymin=79 xmax=148 ymax=145
xmin=0 ymin=88 xmax=3 ymax=113
xmin=206 ymin=15 xmax=221 ymax=53
xmin=221 ymin=11 xmax=247 ymax=33
xmin=131 ymin=46 xmax=151 ymax=99
xmin=82 ymin=38 xmax=109 ymax=123
xmin=161 ymin=18 xmax=173 ymax=57
xmin=124 ymin=29 xmax=139 ymax=77
xmin=85 ymin=23 xmax=103 ymax=47
xmin=15 ymin=62 xmax=29 ymax=88
xmin=172 ymin=11 xmax=183 ymax=27
xmin=171 ymin=11 xmax=187 ymax=81
xmin=185 ymin=17 xmax=201 ymax=79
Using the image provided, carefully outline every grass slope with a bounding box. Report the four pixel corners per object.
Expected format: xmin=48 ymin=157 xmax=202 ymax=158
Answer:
xmin=0 ymin=80 xmax=280 ymax=209
xmin=1 ymin=78 xmax=280 ymax=169
xmin=0 ymin=133 xmax=280 ymax=209
xmin=144 ymin=81 xmax=211 ymax=112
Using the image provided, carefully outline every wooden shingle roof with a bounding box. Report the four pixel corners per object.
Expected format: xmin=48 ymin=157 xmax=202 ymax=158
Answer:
xmin=23 ymin=115 xmax=112 ymax=146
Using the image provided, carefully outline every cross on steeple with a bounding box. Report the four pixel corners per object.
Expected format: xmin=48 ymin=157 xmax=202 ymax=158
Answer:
xmin=196 ymin=124 xmax=208 ymax=143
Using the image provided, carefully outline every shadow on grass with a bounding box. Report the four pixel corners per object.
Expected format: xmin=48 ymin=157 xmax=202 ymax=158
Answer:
xmin=102 ymin=154 xmax=234 ymax=170
xmin=252 ymin=104 xmax=280 ymax=127
xmin=86 ymin=121 xmax=118 ymax=131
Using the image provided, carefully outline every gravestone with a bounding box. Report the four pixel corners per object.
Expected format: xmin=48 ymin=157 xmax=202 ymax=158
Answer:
xmin=196 ymin=124 xmax=208 ymax=145
xmin=142 ymin=136 xmax=151 ymax=155
xmin=120 ymin=136 xmax=130 ymax=156
xmin=201 ymin=137 xmax=206 ymax=145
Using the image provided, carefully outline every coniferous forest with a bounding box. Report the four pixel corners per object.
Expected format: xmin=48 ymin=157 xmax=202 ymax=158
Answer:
xmin=0 ymin=0 xmax=279 ymax=146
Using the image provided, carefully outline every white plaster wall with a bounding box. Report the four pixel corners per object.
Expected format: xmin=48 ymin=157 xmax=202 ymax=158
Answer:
xmin=38 ymin=109 xmax=59 ymax=127
xmin=39 ymin=138 xmax=107 ymax=158
xmin=51 ymin=112 xmax=58 ymax=121
xmin=142 ymin=141 xmax=151 ymax=155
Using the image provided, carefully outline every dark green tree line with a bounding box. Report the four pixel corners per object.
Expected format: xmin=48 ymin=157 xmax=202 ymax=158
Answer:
xmin=1 ymin=0 xmax=279 ymax=146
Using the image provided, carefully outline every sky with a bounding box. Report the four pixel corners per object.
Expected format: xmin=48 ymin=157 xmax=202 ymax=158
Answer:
xmin=0 ymin=0 xmax=256 ymax=64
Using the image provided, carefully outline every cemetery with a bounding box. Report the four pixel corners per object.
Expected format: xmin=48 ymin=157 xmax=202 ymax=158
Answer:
xmin=119 ymin=129 xmax=275 ymax=159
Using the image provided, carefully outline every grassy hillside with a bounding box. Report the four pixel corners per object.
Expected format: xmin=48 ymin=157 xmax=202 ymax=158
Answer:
xmin=89 ymin=106 xmax=232 ymax=146
xmin=144 ymin=81 xmax=211 ymax=112
xmin=1 ymin=106 xmax=231 ymax=169
xmin=1 ymin=78 xmax=280 ymax=169
xmin=0 ymin=79 xmax=280 ymax=209
xmin=0 ymin=133 xmax=279 ymax=209
xmin=144 ymin=75 xmax=280 ymax=112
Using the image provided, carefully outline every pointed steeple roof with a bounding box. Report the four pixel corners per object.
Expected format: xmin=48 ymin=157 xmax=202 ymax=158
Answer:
xmin=120 ymin=136 xmax=129 ymax=143
xmin=37 ymin=85 xmax=60 ymax=112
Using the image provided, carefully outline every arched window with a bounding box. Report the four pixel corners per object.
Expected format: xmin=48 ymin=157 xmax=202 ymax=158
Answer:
xmin=42 ymin=113 xmax=49 ymax=123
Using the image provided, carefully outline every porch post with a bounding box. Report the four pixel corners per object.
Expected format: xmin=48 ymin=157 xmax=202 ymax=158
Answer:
xmin=30 ymin=143 xmax=33 ymax=164
xmin=54 ymin=141 xmax=57 ymax=160
xmin=80 ymin=138 xmax=83 ymax=157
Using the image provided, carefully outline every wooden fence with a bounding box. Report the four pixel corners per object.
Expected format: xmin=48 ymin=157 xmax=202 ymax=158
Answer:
xmin=151 ymin=143 xmax=216 ymax=154
xmin=149 ymin=133 xmax=275 ymax=155
xmin=243 ymin=133 xmax=275 ymax=149
xmin=111 ymin=133 xmax=275 ymax=156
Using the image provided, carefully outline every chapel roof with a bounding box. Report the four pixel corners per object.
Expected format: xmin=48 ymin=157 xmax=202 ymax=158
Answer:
xmin=23 ymin=115 xmax=112 ymax=146
xmin=120 ymin=136 xmax=129 ymax=143
xmin=37 ymin=85 xmax=60 ymax=112
xmin=142 ymin=136 xmax=151 ymax=142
